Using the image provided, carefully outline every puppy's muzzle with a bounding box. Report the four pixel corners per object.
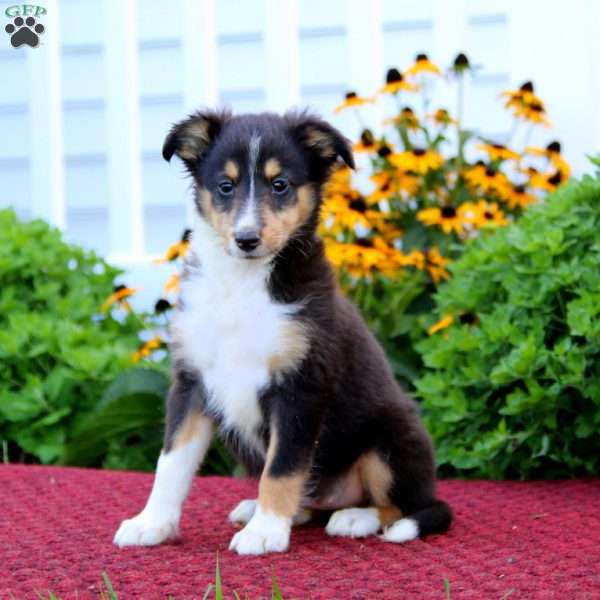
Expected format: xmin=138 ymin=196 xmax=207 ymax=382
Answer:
xmin=234 ymin=229 xmax=261 ymax=253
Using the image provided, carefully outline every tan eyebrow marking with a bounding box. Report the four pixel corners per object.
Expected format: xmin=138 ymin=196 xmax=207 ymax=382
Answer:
xmin=264 ymin=158 xmax=282 ymax=179
xmin=224 ymin=160 xmax=239 ymax=181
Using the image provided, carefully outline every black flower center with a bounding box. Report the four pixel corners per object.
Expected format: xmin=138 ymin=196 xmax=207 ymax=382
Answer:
xmin=386 ymin=68 xmax=402 ymax=83
xmin=459 ymin=312 xmax=477 ymax=325
xmin=181 ymin=228 xmax=192 ymax=242
xmin=413 ymin=148 xmax=426 ymax=157
xmin=345 ymin=91 xmax=357 ymax=100
xmin=546 ymin=141 xmax=561 ymax=153
xmin=155 ymin=298 xmax=173 ymax=313
xmin=114 ymin=284 xmax=127 ymax=293
xmin=484 ymin=211 xmax=494 ymax=220
xmin=530 ymin=101 xmax=544 ymax=113
xmin=377 ymin=145 xmax=392 ymax=158
xmin=355 ymin=237 xmax=373 ymax=248
xmin=548 ymin=171 xmax=563 ymax=185
xmin=520 ymin=81 xmax=534 ymax=92
xmin=416 ymin=53 xmax=428 ymax=61
xmin=441 ymin=206 xmax=457 ymax=218
xmin=402 ymin=107 xmax=414 ymax=115
xmin=485 ymin=168 xmax=496 ymax=177
xmin=349 ymin=199 xmax=367 ymax=213
xmin=492 ymin=143 xmax=506 ymax=150
xmin=513 ymin=184 xmax=525 ymax=194
xmin=454 ymin=53 xmax=469 ymax=67
xmin=360 ymin=129 xmax=375 ymax=146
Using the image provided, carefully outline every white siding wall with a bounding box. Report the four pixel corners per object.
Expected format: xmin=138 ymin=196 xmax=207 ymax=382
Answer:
xmin=1 ymin=0 xmax=599 ymax=296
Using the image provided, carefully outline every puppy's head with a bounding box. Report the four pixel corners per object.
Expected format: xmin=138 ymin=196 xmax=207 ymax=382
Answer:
xmin=163 ymin=110 xmax=354 ymax=260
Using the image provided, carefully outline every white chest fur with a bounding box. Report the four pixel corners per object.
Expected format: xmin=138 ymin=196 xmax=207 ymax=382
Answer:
xmin=170 ymin=220 xmax=306 ymax=452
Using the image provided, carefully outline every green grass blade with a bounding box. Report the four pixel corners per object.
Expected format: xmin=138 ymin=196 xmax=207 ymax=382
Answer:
xmin=214 ymin=555 xmax=223 ymax=600
xmin=443 ymin=578 xmax=451 ymax=600
xmin=202 ymin=584 xmax=214 ymax=600
xmin=271 ymin=572 xmax=284 ymax=600
xmin=102 ymin=572 xmax=119 ymax=600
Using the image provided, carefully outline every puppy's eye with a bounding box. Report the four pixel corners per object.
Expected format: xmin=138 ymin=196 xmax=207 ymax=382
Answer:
xmin=271 ymin=178 xmax=289 ymax=194
xmin=218 ymin=181 xmax=234 ymax=195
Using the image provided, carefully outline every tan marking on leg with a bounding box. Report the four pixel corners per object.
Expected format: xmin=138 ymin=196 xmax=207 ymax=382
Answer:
xmin=224 ymin=160 xmax=239 ymax=181
xmin=258 ymin=428 xmax=307 ymax=518
xmin=264 ymin=158 xmax=281 ymax=179
xmin=198 ymin=188 xmax=236 ymax=246
xmin=358 ymin=450 xmax=394 ymax=506
xmin=269 ymin=320 xmax=310 ymax=374
xmin=261 ymin=184 xmax=316 ymax=252
xmin=378 ymin=505 xmax=403 ymax=527
xmin=171 ymin=412 xmax=212 ymax=449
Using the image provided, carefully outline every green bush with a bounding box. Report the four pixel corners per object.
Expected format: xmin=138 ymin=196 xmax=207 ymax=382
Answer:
xmin=416 ymin=165 xmax=600 ymax=478
xmin=0 ymin=209 xmax=144 ymax=465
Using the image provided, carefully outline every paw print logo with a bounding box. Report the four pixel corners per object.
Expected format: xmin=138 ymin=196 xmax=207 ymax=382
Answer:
xmin=5 ymin=16 xmax=45 ymax=48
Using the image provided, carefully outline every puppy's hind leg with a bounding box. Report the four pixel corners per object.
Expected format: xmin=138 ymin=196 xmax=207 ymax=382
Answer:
xmin=114 ymin=371 xmax=214 ymax=547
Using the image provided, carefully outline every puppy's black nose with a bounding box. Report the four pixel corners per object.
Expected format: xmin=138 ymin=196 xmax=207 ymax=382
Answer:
xmin=235 ymin=230 xmax=261 ymax=252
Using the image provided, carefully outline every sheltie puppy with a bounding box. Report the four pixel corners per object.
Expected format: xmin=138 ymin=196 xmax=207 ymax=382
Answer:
xmin=114 ymin=110 xmax=452 ymax=555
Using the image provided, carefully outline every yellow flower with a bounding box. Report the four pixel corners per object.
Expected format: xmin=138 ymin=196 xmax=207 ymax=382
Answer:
xmin=378 ymin=68 xmax=419 ymax=95
xmin=154 ymin=229 xmax=191 ymax=264
xmin=334 ymin=91 xmax=373 ymax=113
xmin=101 ymin=285 xmax=138 ymax=312
xmin=428 ymin=109 xmax=458 ymax=127
xmin=464 ymin=164 xmax=509 ymax=195
xmin=325 ymin=237 xmax=408 ymax=278
xmin=321 ymin=193 xmax=387 ymax=235
xmin=353 ymin=129 xmax=377 ymax=153
xmin=529 ymin=169 xmax=566 ymax=192
xmin=425 ymin=248 xmax=450 ymax=284
xmin=325 ymin=166 xmax=355 ymax=197
xmin=164 ymin=272 xmax=181 ymax=295
xmin=417 ymin=205 xmax=470 ymax=235
xmin=352 ymin=130 xmax=395 ymax=154
xmin=513 ymin=99 xmax=551 ymax=126
xmin=132 ymin=336 xmax=163 ymax=363
xmin=428 ymin=315 xmax=454 ymax=335
xmin=406 ymin=53 xmax=442 ymax=77
xmin=384 ymin=107 xmax=420 ymax=131
xmin=503 ymin=184 xmax=537 ymax=210
xmin=367 ymin=170 xmax=418 ymax=202
xmin=524 ymin=141 xmax=561 ymax=157
xmin=390 ymin=148 xmax=444 ymax=174
xmin=524 ymin=141 xmax=570 ymax=177
xmin=477 ymin=143 xmax=520 ymax=162
xmin=464 ymin=200 xmax=509 ymax=228
xmin=501 ymin=81 xmax=537 ymax=110
xmin=502 ymin=81 xmax=551 ymax=126
xmin=403 ymin=249 xmax=426 ymax=270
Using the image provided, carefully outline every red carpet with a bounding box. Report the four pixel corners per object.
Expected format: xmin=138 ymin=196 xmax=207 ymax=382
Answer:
xmin=1 ymin=466 xmax=599 ymax=599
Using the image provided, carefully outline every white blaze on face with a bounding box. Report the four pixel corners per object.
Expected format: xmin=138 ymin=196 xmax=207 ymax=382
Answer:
xmin=235 ymin=133 xmax=262 ymax=232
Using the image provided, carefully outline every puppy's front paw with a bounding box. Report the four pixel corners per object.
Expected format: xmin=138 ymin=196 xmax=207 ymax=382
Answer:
xmin=113 ymin=511 xmax=179 ymax=547
xmin=228 ymin=499 xmax=257 ymax=525
xmin=229 ymin=508 xmax=291 ymax=555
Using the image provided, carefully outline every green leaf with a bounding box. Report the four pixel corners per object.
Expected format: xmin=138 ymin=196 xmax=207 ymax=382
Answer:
xmin=61 ymin=368 xmax=168 ymax=466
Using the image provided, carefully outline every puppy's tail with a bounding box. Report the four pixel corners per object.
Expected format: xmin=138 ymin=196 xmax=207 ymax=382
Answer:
xmin=381 ymin=499 xmax=452 ymax=543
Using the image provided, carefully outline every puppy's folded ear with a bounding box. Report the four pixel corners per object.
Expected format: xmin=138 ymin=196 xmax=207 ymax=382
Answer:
xmin=162 ymin=109 xmax=231 ymax=168
xmin=285 ymin=111 xmax=355 ymax=180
